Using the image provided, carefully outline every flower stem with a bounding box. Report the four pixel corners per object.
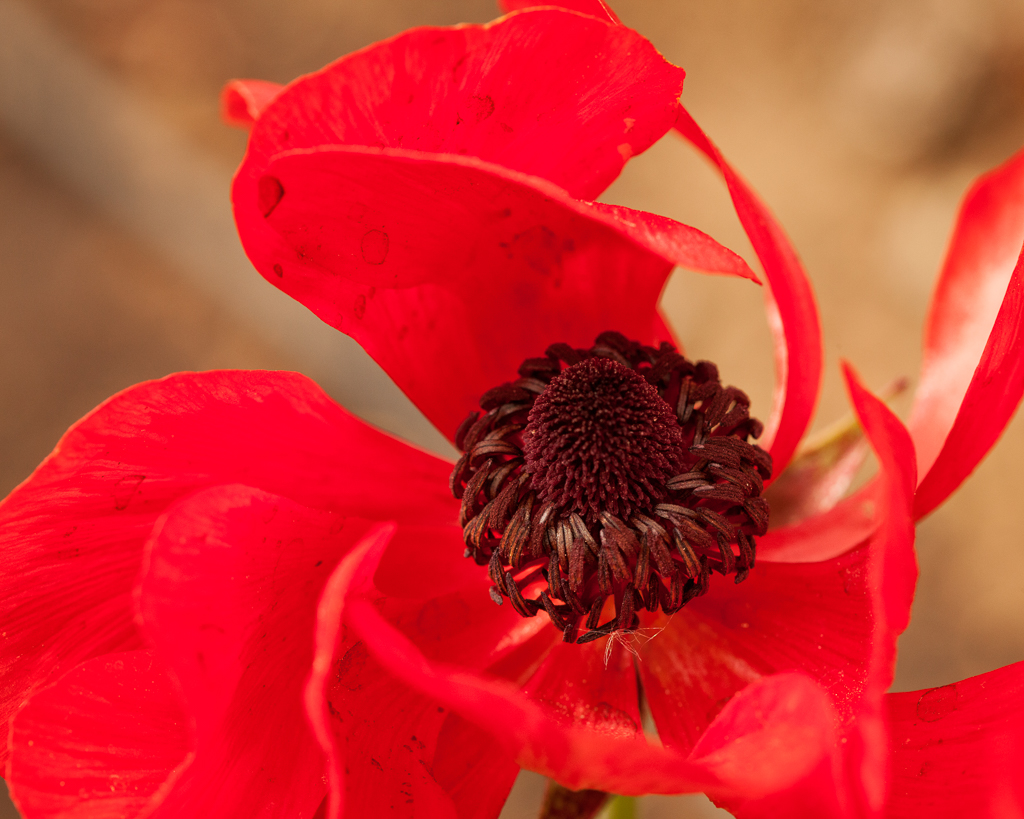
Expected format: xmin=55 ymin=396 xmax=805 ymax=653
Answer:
xmin=602 ymin=796 xmax=637 ymax=819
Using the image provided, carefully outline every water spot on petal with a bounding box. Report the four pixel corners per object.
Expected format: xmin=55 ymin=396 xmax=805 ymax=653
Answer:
xmin=617 ymin=143 xmax=633 ymax=160
xmin=916 ymin=683 xmax=958 ymax=722
xmin=258 ymin=175 xmax=284 ymax=217
xmin=354 ymin=295 xmax=366 ymax=319
xmin=361 ymin=229 xmax=389 ymax=265
xmin=272 ymin=263 xmax=284 ymax=278
xmin=624 ymin=117 xmax=636 ymax=133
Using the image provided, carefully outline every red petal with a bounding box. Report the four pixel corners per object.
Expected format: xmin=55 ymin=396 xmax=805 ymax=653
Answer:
xmin=356 ymin=592 xmax=868 ymax=799
xmin=840 ymin=364 xmax=919 ymax=814
xmin=674 ymin=106 xmax=822 ymax=477
xmin=430 ymin=712 xmax=521 ymax=819
xmin=716 ymin=368 xmax=918 ymax=817
xmin=240 ymin=11 xmax=683 ymax=202
xmin=909 ymin=149 xmax=1024 ymax=483
xmin=305 ymin=525 xmax=519 ymax=819
xmin=584 ymin=201 xmax=760 ymax=283
xmin=8 ymin=650 xmax=191 ymax=819
xmin=316 ymin=527 xmax=864 ymax=801
xmin=221 ymin=79 xmax=284 ymax=128
xmin=521 ymin=639 xmax=642 ymax=739
xmin=374 ymin=524 xmax=486 ymax=599
xmin=763 ymin=414 xmax=871 ymax=528
xmin=136 ymin=486 xmax=376 ymax=817
xmin=244 ymin=147 xmax=753 ymax=438
xmin=914 ymin=244 xmax=1024 ymax=518
xmin=886 ymin=662 xmax=1024 ymax=818
xmin=0 ymin=371 xmax=453 ymax=766
xmin=640 ymin=547 xmax=873 ymax=755
xmin=497 ymin=0 xmax=620 ymax=25
xmin=380 ymin=582 xmax=856 ymax=797
xmin=694 ymin=673 xmax=850 ymax=819
xmin=758 ymin=485 xmax=877 ymax=563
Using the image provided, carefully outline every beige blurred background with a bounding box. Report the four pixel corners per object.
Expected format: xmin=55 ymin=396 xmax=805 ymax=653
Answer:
xmin=1 ymin=0 xmax=1024 ymax=816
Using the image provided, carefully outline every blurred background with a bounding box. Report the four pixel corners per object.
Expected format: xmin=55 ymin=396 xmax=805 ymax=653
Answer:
xmin=1 ymin=0 xmax=1023 ymax=816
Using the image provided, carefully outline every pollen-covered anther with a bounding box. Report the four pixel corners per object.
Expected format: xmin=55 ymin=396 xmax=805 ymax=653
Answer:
xmin=451 ymin=331 xmax=772 ymax=645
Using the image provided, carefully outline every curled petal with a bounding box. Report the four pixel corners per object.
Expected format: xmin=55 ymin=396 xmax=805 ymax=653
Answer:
xmin=914 ymin=244 xmax=1024 ymax=518
xmin=674 ymin=106 xmax=822 ymax=478
xmin=583 ymin=201 xmax=759 ymax=283
xmin=8 ymin=650 xmax=191 ymax=819
xmin=0 ymin=371 xmax=453 ymax=766
xmin=248 ymin=147 xmax=752 ymax=438
xmin=909 ymin=148 xmax=1024 ymax=482
xmin=840 ymin=364 xmax=918 ymax=812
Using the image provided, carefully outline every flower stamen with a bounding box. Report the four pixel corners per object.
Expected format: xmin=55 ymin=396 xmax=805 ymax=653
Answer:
xmin=451 ymin=332 xmax=771 ymax=644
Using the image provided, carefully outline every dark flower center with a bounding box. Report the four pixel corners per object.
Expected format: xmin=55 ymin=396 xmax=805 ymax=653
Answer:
xmin=523 ymin=357 xmax=684 ymax=523
xmin=450 ymin=331 xmax=772 ymax=645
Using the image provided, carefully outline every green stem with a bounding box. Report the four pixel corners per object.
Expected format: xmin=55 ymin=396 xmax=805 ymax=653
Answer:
xmin=602 ymin=795 xmax=636 ymax=819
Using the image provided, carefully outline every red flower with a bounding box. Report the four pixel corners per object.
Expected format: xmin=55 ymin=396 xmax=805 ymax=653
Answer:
xmin=1 ymin=4 xmax=1022 ymax=819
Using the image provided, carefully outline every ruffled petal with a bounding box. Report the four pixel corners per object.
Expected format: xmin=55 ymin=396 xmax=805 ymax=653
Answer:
xmin=244 ymin=146 xmax=754 ymax=437
xmin=356 ymin=594 xmax=861 ymax=799
xmin=674 ymin=106 xmax=822 ymax=478
xmin=0 ymin=370 xmax=453 ymax=766
xmin=221 ymin=79 xmax=284 ymax=128
xmin=316 ymin=532 xmax=843 ymax=801
xmin=639 ymin=547 xmax=873 ymax=755
xmin=8 ymin=650 xmax=191 ymax=819
xmin=136 ymin=485 xmax=376 ymax=818
xmin=909 ymin=148 xmax=1024 ymax=481
xmin=886 ymin=662 xmax=1024 ymax=818
xmin=305 ymin=526 xmax=519 ymax=819
xmin=238 ymin=10 xmax=683 ymax=202
xmin=914 ymin=244 xmax=1024 ymax=518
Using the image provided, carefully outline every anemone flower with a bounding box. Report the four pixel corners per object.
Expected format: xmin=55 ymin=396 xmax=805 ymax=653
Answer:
xmin=1 ymin=3 xmax=1023 ymax=819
